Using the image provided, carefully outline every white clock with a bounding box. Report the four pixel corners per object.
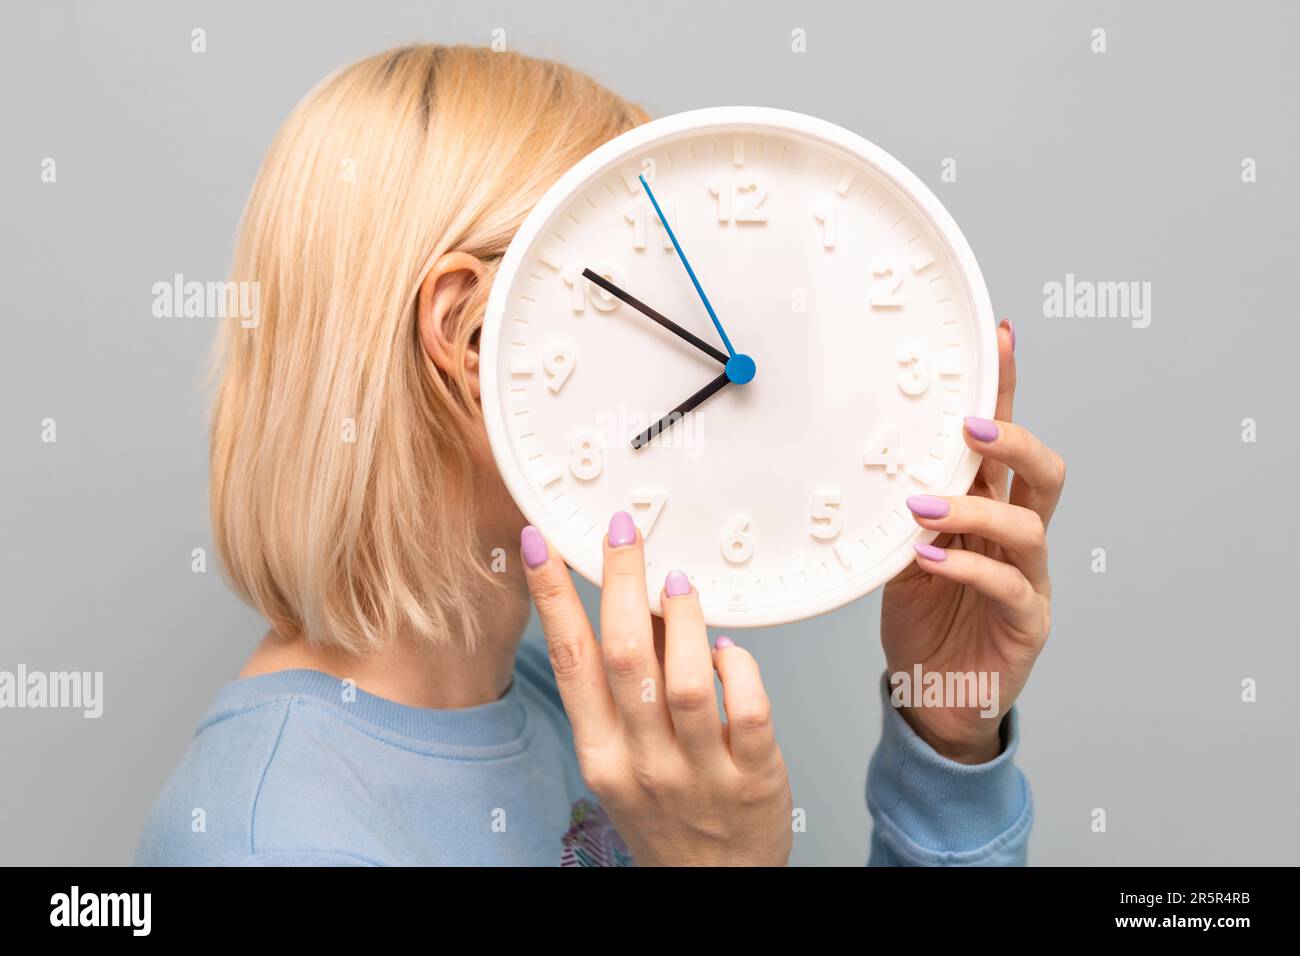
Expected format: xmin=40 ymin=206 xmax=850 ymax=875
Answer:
xmin=482 ymin=107 xmax=997 ymax=628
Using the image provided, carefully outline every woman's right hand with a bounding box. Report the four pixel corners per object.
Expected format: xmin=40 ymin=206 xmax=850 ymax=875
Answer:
xmin=520 ymin=511 xmax=793 ymax=867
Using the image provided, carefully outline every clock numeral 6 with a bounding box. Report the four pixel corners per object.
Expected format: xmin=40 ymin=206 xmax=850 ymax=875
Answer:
xmin=863 ymin=425 xmax=904 ymax=475
xmin=720 ymin=513 xmax=755 ymax=564
xmin=809 ymin=490 xmax=843 ymax=540
xmin=563 ymin=263 xmax=621 ymax=313
xmin=542 ymin=343 xmax=576 ymax=393
xmin=870 ymin=259 xmax=904 ymax=309
xmin=568 ymin=431 xmax=603 ymax=481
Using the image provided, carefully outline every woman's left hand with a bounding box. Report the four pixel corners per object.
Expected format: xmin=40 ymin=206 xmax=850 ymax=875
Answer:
xmin=881 ymin=320 xmax=1066 ymax=764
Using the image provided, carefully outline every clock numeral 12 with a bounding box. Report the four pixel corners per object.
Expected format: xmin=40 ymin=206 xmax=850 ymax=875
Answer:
xmin=708 ymin=174 xmax=769 ymax=223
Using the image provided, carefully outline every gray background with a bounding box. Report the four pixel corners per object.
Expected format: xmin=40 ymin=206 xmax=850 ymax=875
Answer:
xmin=2 ymin=0 xmax=1297 ymax=866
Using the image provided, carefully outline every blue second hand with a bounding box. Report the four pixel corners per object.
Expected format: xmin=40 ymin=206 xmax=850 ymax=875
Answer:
xmin=639 ymin=174 xmax=739 ymax=362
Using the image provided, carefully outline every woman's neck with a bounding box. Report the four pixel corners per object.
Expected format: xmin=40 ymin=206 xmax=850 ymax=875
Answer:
xmin=239 ymin=578 xmax=533 ymax=710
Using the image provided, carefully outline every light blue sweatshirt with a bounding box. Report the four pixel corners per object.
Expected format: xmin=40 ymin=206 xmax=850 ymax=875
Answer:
xmin=135 ymin=640 xmax=1031 ymax=866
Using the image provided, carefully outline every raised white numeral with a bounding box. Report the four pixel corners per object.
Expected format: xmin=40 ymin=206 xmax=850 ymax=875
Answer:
xmin=870 ymin=259 xmax=904 ymax=309
xmin=864 ymin=426 xmax=904 ymax=475
xmin=542 ymin=344 xmax=576 ymax=393
xmin=720 ymin=513 xmax=755 ymax=564
xmin=563 ymin=263 xmax=620 ymax=313
xmin=708 ymin=174 xmax=768 ymax=223
xmin=625 ymin=199 xmax=676 ymax=250
xmin=809 ymin=491 xmax=843 ymax=540
xmin=630 ymin=490 xmax=666 ymax=537
xmin=895 ymin=346 xmax=930 ymax=396
xmin=569 ymin=431 xmax=603 ymax=481
xmin=814 ymin=201 xmax=837 ymax=249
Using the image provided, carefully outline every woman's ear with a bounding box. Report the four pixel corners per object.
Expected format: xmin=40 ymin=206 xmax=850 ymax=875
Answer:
xmin=417 ymin=251 xmax=487 ymax=398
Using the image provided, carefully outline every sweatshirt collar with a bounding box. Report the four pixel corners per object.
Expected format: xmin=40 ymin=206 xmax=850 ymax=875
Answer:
xmin=203 ymin=667 xmax=529 ymax=749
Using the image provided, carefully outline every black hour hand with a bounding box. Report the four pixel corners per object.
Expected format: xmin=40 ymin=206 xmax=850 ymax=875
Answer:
xmin=631 ymin=370 xmax=730 ymax=450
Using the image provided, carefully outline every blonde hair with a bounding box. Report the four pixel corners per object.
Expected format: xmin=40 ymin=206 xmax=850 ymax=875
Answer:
xmin=210 ymin=45 xmax=643 ymax=653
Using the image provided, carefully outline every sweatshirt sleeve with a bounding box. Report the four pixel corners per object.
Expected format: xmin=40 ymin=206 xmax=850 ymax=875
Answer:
xmin=866 ymin=673 xmax=1032 ymax=866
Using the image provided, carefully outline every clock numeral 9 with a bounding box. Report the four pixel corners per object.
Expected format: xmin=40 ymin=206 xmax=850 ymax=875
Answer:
xmin=870 ymin=259 xmax=904 ymax=309
xmin=708 ymin=173 xmax=768 ymax=224
xmin=542 ymin=343 xmax=576 ymax=393
xmin=809 ymin=491 xmax=843 ymax=540
xmin=568 ymin=431 xmax=603 ymax=481
xmin=863 ymin=425 xmax=904 ymax=475
xmin=720 ymin=513 xmax=755 ymax=564
xmin=563 ymin=263 xmax=621 ymax=313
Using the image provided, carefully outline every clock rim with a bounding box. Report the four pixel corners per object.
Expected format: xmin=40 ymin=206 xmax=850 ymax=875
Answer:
xmin=482 ymin=105 xmax=998 ymax=628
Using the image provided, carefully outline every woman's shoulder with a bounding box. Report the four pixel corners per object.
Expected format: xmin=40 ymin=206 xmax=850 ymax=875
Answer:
xmin=135 ymin=658 xmax=584 ymax=866
xmin=135 ymin=671 xmax=408 ymax=865
xmin=134 ymin=684 xmax=300 ymax=865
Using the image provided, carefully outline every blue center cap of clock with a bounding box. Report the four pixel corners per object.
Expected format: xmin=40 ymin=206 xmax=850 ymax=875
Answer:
xmin=725 ymin=353 xmax=756 ymax=385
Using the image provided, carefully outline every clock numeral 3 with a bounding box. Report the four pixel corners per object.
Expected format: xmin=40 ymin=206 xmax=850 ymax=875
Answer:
xmin=895 ymin=345 xmax=930 ymax=396
xmin=568 ymin=432 xmax=603 ymax=481
xmin=721 ymin=513 xmax=755 ymax=564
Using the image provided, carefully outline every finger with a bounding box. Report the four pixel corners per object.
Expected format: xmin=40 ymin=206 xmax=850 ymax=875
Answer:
xmin=976 ymin=319 xmax=1017 ymax=497
xmin=962 ymin=417 xmax=1066 ymax=527
xmin=600 ymin=511 xmax=673 ymax=744
xmin=521 ymin=526 xmax=617 ymax=747
xmin=911 ymin=543 xmax=1045 ymax=637
xmin=906 ymin=493 xmax=1048 ymax=591
xmin=660 ymin=570 xmax=724 ymax=761
xmin=712 ymin=638 xmax=778 ymax=772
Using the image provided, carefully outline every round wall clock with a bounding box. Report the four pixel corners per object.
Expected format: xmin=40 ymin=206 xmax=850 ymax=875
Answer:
xmin=482 ymin=107 xmax=997 ymax=628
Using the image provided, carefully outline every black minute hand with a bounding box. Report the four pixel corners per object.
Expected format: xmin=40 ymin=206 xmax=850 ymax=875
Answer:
xmin=631 ymin=370 xmax=731 ymax=450
xmin=583 ymin=269 xmax=729 ymax=365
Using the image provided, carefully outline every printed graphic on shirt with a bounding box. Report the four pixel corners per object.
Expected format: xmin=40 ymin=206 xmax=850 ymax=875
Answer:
xmin=559 ymin=799 xmax=635 ymax=867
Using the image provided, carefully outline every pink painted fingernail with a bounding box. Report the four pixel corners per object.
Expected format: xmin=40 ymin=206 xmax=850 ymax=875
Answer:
xmin=665 ymin=570 xmax=691 ymax=597
xmin=1001 ymin=318 xmax=1016 ymax=352
xmin=714 ymin=636 xmax=735 ymax=650
xmin=521 ymin=526 xmax=548 ymax=569
xmin=906 ymin=495 xmax=950 ymax=519
xmin=965 ymin=416 xmax=999 ymax=442
xmin=914 ymin=543 xmax=947 ymax=562
xmin=608 ymin=511 xmax=636 ymax=548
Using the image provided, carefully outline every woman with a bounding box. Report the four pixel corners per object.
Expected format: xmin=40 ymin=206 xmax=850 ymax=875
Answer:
xmin=135 ymin=45 xmax=1064 ymax=866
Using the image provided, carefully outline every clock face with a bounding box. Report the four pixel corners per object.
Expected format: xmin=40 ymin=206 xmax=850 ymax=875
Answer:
xmin=482 ymin=107 xmax=997 ymax=628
